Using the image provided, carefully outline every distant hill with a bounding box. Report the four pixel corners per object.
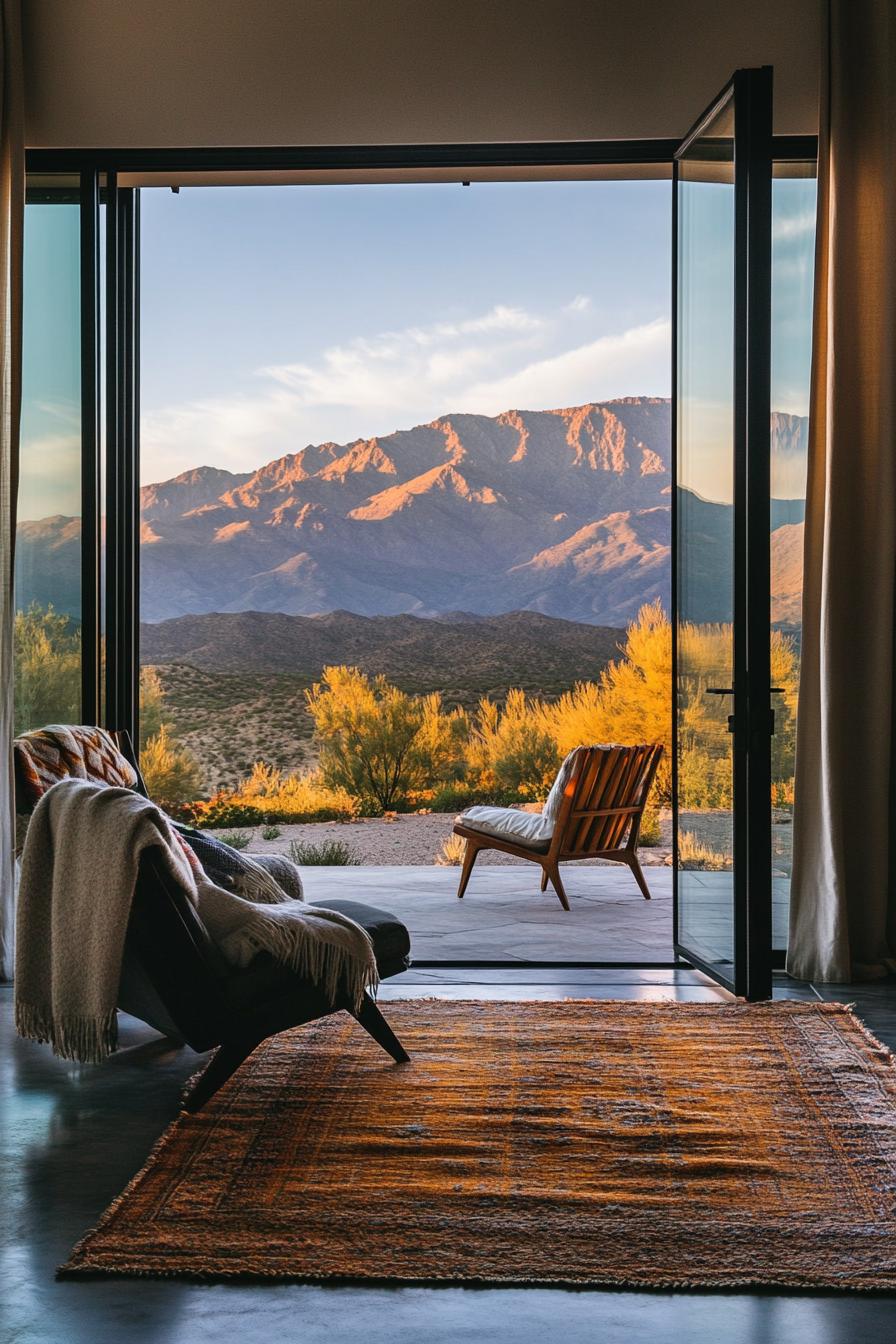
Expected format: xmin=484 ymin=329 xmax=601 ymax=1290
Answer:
xmin=142 ymin=608 xmax=626 ymax=791
xmin=141 ymin=608 xmax=624 ymax=690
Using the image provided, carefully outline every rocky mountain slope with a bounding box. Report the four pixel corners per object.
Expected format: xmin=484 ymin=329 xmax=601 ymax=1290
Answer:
xmin=16 ymin=398 xmax=807 ymax=629
xmin=136 ymin=397 xmax=674 ymax=625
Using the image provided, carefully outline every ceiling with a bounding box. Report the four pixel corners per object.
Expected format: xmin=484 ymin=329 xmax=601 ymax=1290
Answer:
xmin=23 ymin=0 xmax=820 ymax=149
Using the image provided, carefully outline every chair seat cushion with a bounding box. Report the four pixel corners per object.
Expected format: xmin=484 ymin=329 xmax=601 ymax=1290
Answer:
xmin=223 ymin=897 xmax=411 ymax=1010
xmin=459 ymin=805 xmax=553 ymax=850
xmin=312 ymin=898 xmax=411 ymax=974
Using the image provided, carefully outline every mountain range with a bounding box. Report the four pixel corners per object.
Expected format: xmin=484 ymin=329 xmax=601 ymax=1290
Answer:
xmin=16 ymin=397 xmax=806 ymax=628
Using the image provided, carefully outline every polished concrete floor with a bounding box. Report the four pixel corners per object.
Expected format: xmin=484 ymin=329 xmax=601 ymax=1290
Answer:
xmin=3 ymin=972 xmax=896 ymax=1344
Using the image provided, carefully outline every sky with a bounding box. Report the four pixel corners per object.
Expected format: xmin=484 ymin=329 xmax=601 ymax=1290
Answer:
xmin=17 ymin=175 xmax=815 ymax=519
xmin=136 ymin=180 xmax=673 ymax=486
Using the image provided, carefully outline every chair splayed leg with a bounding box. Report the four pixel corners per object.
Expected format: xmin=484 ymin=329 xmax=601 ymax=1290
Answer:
xmin=456 ymin=837 xmax=482 ymax=899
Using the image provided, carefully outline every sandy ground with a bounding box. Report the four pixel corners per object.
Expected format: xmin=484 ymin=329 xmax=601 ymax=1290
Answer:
xmin=210 ymin=806 xmax=795 ymax=873
xmin=214 ymin=810 xmax=675 ymax=867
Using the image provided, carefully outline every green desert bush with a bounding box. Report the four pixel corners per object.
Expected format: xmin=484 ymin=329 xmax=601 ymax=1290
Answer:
xmin=465 ymin=688 xmax=560 ymax=798
xmin=194 ymin=762 xmax=359 ymax=828
xmin=307 ymin=666 xmax=466 ymax=812
xmin=140 ymin=723 xmax=204 ymax=809
xmin=638 ymin=800 xmax=662 ymax=847
xmin=216 ymin=829 xmax=252 ymax=851
xmin=261 ymin=824 xmax=282 ymax=840
xmin=288 ymin=839 xmax=361 ymax=866
xmin=139 ymin=666 xmax=168 ymax=742
xmin=427 ymin=782 xmax=536 ymax=813
xmin=13 ymin=603 xmax=80 ymax=733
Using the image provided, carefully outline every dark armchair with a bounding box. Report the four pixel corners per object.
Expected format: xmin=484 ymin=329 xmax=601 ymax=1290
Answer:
xmin=15 ymin=727 xmax=411 ymax=1112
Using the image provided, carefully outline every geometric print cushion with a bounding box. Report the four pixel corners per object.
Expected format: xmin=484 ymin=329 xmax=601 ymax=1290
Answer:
xmin=10 ymin=724 xmax=207 ymax=880
xmin=12 ymin=724 xmax=139 ymax=812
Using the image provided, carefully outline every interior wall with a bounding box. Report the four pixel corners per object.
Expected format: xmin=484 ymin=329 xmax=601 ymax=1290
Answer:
xmin=23 ymin=0 xmax=820 ymax=149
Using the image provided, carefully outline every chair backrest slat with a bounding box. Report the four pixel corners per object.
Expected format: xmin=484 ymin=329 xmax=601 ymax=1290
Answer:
xmin=555 ymin=743 xmax=663 ymax=857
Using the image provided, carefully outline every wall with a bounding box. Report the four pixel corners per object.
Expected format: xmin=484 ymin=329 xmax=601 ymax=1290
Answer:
xmin=23 ymin=0 xmax=819 ymax=149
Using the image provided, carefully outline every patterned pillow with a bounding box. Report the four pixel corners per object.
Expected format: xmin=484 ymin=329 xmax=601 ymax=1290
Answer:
xmin=13 ymin=725 xmax=139 ymax=812
xmin=174 ymin=824 xmax=304 ymax=903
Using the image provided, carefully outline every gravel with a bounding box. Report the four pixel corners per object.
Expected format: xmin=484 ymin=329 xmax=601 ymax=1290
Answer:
xmin=211 ymin=805 xmax=794 ymax=874
xmin=214 ymin=810 xmax=674 ymax=867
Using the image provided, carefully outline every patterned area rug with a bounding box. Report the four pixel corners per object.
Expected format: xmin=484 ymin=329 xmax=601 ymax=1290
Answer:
xmin=62 ymin=999 xmax=896 ymax=1289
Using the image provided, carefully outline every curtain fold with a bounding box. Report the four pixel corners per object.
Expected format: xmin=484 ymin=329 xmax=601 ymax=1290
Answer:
xmin=0 ymin=0 xmax=23 ymax=982
xmin=788 ymin=0 xmax=896 ymax=983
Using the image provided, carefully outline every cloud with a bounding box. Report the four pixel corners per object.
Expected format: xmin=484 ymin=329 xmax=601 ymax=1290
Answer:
xmin=16 ymin=432 xmax=81 ymax=520
xmin=141 ymin=304 xmax=671 ymax=484
xmin=458 ymin=318 xmax=671 ymax=415
xmin=773 ymin=208 xmax=816 ymax=243
xmin=259 ymin=304 xmax=543 ymax=410
xmin=565 ymin=295 xmax=592 ymax=313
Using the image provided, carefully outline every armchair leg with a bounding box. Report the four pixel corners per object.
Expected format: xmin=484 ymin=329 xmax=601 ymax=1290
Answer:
xmin=182 ymin=1035 xmax=259 ymax=1113
xmin=456 ymin=839 xmax=480 ymax=899
xmin=350 ymin=992 xmax=410 ymax=1063
xmin=540 ymin=867 xmax=549 ymax=892
xmin=546 ymin=863 xmax=571 ymax=911
xmin=626 ymin=853 xmax=653 ymax=900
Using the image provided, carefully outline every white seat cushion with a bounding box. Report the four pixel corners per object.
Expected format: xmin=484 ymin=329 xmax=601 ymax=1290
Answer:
xmin=458 ymin=805 xmax=554 ymax=850
xmin=458 ymin=749 xmax=585 ymax=851
xmin=541 ymin=748 xmax=583 ymax=825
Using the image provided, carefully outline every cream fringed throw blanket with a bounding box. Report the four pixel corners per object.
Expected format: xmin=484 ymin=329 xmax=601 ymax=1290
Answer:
xmin=14 ymin=779 xmax=378 ymax=1063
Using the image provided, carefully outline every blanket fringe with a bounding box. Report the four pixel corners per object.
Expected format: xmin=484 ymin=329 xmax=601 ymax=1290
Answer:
xmin=238 ymin=914 xmax=378 ymax=1012
xmin=15 ymin=1002 xmax=120 ymax=1064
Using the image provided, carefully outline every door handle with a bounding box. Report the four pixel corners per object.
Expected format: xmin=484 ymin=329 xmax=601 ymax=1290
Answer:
xmin=704 ymin=688 xmax=784 ymax=734
xmin=706 ymin=688 xmax=735 ymax=732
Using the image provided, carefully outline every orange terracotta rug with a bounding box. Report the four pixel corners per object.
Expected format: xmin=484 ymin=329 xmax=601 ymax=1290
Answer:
xmin=61 ymin=999 xmax=896 ymax=1289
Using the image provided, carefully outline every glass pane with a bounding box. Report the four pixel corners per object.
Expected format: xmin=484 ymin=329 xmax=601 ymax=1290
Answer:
xmin=675 ymin=96 xmax=736 ymax=973
xmin=14 ymin=188 xmax=82 ymax=733
xmin=770 ymin=164 xmax=816 ymax=946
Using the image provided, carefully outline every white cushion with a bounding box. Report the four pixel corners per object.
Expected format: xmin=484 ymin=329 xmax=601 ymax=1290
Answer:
xmin=459 ymin=749 xmax=585 ymax=850
xmin=459 ymin=805 xmax=554 ymax=849
xmin=542 ymin=748 xmax=582 ymax=825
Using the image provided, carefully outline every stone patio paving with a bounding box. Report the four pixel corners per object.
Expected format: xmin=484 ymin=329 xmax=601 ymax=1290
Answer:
xmin=302 ymin=864 xmax=675 ymax=961
xmin=301 ymin=864 xmax=792 ymax=963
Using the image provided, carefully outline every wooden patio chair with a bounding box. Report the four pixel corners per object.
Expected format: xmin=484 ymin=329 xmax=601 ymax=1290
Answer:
xmin=452 ymin=743 xmax=664 ymax=911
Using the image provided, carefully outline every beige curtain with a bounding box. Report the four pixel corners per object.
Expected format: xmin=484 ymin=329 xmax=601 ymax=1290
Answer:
xmin=0 ymin=0 xmax=23 ymax=982
xmin=788 ymin=0 xmax=896 ymax=983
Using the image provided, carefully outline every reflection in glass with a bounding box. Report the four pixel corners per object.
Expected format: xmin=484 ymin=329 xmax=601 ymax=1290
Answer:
xmin=770 ymin=166 xmax=816 ymax=942
xmin=675 ymin=96 xmax=736 ymax=971
xmin=14 ymin=196 xmax=82 ymax=733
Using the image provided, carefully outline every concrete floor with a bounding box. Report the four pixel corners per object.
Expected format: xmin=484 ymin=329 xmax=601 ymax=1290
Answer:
xmin=3 ymin=971 xmax=896 ymax=1343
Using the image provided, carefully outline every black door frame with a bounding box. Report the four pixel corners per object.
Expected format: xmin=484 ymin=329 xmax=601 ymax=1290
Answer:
xmin=26 ymin=130 xmax=814 ymax=971
xmin=671 ymin=68 xmax=775 ymax=999
xmin=103 ymin=177 xmax=141 ymax=743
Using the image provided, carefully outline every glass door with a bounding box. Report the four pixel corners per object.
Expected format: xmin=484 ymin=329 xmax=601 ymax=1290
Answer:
xmin=673 ymin=68 xmax=774 ymax=999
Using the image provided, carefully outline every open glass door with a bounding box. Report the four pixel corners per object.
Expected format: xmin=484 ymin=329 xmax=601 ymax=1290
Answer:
xmin=673 ymin=68 xmax=774 ymax=999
